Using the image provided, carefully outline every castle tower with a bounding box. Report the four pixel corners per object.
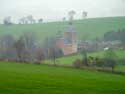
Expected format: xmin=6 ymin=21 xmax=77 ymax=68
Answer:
xmin=63 ymin=25 xmax=78 ymax=55
xmin=64 ymin=25 xmax=77 ymax=44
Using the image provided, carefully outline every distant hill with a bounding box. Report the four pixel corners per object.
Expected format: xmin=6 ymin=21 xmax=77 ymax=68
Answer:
xmin=0 ymin=16 xmax=125 ymax=42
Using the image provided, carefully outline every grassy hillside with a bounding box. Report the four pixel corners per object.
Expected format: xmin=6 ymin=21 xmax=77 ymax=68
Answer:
xmin=0 ymin=62 xmax=125 ymax=94
xmin=0 ymin=17 xmax=125 ymax=41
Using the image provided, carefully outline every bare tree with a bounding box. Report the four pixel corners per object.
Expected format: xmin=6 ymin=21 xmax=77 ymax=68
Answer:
xmin=27 ymin=15 xmax=35 ymax=24
xmin=14 ymin=36 xmax=25 ymax=62
xmin=82 ymin=11 xmax=88 ymax=19
xmin=43 ymin=37 xmax=61 ymax=65
xmin=19 ymin=17 xmax=28 ymax=24
xmin=34 ymin=47 xmax=45 ymax=64
xmin=38 ymin=18 xmax=43 ymax=23
xmin=68 ymin=10 xmax=76 ymax=25
xmin=14 ymin=32 xmax=37 ymax=62
xmin=0 ymin=34 xmax=16 ymax=61
xmin=49 ymin=47 xmax=56 ymax=65
xmin=22 ymin=32 xmax=37 ymax=62
xmin=81 ymin=49 xmax=88 ymax=66
xmin=62 ymin=17 xmax=66 ymax=22
xmin=19 ymin=18 xmax=24 ymax=24
xmin=3 ymin=16 xmax=12 ymax=25
xmin=104 ymin=49 xmax=116 ymax=72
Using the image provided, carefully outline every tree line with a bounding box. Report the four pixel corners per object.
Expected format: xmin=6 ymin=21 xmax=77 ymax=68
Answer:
xmin=3 ymin=15 xmax=43 ymax=25
xmin=3 ymin=10 xmax=88 ymax=25
xmin=0 ymin=33 xmax=63 ymax=64
xmin=73 ymin=48 xmax=116 ymax=72
xmin=104 ymin=29 xmax=125 ymax=46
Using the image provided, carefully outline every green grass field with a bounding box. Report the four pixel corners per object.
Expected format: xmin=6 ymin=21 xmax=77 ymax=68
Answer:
xmin=0 ymin=17 xmax=125 ymax=41
xmin=45 ymin=50 xmax=125 ymax=65
xmin=44 ymin=50 xmax=125 ymax=72
xmin=0 ymin=62 xmax=125 ymax=94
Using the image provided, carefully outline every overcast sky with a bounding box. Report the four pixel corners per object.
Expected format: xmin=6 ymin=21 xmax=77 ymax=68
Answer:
xmin=0 ymin=0 xmax=125 ymax=23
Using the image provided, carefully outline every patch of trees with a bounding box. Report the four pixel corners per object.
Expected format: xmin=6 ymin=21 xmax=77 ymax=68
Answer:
xmin=3 ymin=16 xmax=13 ymax=25
xmin=3 ymin=15 xmax=44 ymax=25
xmin=0 ymin=32 xmax=45 ymax=64
xmin=0 ymin=34 xmax=16 ymax=60
xmin=82 ymin=11 xmax=88 ymax=19
xmin=38 ymin=18 xmax=43 ymax=23
xmin=19 ymin=15 xmax=36 ymax=24
xmin=68 ymin=10 xmax=88 ymax=25
xmin=43 ymin=37 xmax=64 ymax=65
xmin=68 ymin=10 xmax=76 ymax=25
xmin=73 ymin=49 xmax=116 ymax=72
xmin=3 ymin=11 xmax=88 ymax=25
xmin=104 ymin=29 xmax=125 ymax=46
xmin=14 ymin=32 xmax=38 ymax=62
xmin=0 ymin=34 xmax=64 ymax=64
xmin=19 ymin=16 xmax=44 ymax=24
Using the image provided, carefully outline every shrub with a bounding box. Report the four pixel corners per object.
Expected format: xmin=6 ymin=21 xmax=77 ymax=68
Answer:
xmin=95 ymin=58 xmax=105 ymax=67
xmin=73 ymin=59 xmax=82 ymax=68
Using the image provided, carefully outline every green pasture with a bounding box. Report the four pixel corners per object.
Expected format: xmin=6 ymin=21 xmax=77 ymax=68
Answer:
xmin=0 ymin=17 xmax=125 ymax=41
xmin=0 ymin=62 xmax=125 ymax=94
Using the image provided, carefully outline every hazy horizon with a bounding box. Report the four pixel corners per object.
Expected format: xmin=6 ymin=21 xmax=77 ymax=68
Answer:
xmin=0 ymin=0 xmax=125 ymax=23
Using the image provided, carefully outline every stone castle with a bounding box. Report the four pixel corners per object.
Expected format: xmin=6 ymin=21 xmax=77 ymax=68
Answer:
xmin=56 ymin=25 xmax=78 ymax=55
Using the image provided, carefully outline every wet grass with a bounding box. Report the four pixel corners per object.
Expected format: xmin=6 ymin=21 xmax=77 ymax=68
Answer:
xmin=0 ymin=62 xmax=125 ymax=94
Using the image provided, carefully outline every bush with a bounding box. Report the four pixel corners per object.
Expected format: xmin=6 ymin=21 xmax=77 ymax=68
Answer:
xmin=103 ymin=58 xmax=116 ymax=72
xmin=73 ymin=59 xmax=82 ymax=68
xmin=34 ymin=61 xmax=41 ymax=65
xmin=95 ymin=58 xmax=105 ymax=67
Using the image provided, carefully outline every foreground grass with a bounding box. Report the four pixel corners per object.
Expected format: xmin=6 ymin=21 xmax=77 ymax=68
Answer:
xmin=0 ymin=62 xmax=125 ymax=94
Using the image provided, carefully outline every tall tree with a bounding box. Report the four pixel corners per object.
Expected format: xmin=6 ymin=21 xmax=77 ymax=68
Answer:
xmin=43 ymin=37 xmax=60 ymax=65
xmin=62 ymin=17 xmax=66 ymax=22
xmin=119 ymin=29 xmax=125 ymax=46
xmin=81 ymin=49 xmax=88 ymax=66
xmin=14 ymin=36 xmax=25 ymax=62
xmin=26 ymin=15 xmax=35 ymax=24
xmin=34 ymin=47 xmax=45 ymax=64
xmin=3 ymin=16 xmax=12 ymax=25
xmin=0 ymin=34 xmax=16 ymax=60
xmin=19 ymin=17 xmax=28 ymax=24
xmin=14 ymin=32 xmax=37 ymax=62
xmin=38 ymin=18 xmax=43 ymax=23
xmin=68 ymin=10 xmax=76 ymax=25
xmin=82 ymin=11 xmax=88 ymax=19
xmin=104 ymin=49 xmax=116 ymax=72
